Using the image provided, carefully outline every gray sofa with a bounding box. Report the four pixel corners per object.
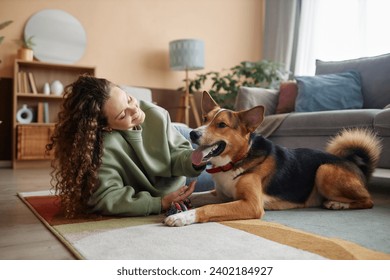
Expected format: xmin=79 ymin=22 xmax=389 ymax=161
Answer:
xmin=235 ymin=53 xmax=390 ymax=171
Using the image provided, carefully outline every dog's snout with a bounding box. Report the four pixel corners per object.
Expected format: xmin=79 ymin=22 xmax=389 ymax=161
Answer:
xmin=190 ymin=130 xmax=202 ymax=143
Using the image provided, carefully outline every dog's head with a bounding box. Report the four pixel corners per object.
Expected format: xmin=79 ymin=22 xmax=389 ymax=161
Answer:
xmin=190 ymin=91 xmax=264 ymax=166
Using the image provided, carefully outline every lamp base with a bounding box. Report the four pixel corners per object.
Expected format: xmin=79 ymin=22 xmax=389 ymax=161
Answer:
xmin=175 ymin=93 xmax=201 ymax=127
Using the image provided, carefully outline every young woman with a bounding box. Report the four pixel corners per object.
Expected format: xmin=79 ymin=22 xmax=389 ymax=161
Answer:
xmin=47 ymin=75 xmax=211 ymax=218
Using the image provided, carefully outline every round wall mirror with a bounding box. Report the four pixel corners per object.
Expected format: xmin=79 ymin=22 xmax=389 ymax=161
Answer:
xmin=24 ymin=9 xmax=87 ymax=64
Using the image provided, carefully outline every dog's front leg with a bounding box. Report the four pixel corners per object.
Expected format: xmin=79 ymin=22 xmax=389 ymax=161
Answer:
xmin=163 ymin=190 xmax=230 ymax=227
xmin=190 ymin=189 xmax=231 ymax=207
xmin=163 ymin=198 xmax=264 ymax=226
xmin=163 ymin=209 xmax=197 ymax=227
xmin=164 ymin=174 xmax=265 ymax=226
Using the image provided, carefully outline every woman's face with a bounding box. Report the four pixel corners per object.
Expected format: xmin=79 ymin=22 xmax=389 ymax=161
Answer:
xmin=103 ymin=86 xmax=145 ymax=130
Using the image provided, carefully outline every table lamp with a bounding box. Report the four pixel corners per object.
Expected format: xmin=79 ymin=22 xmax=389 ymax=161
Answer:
xmin=169 ymin=39 xmax=204 ymax=126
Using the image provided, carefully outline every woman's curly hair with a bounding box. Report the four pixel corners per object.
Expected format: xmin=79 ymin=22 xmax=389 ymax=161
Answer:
xmin=46 ymin=75 xmax=113 ymax=218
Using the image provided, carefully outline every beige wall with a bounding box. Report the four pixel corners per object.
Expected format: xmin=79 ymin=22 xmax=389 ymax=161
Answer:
xmin=0 ymin=0 xmax=264 ymax=89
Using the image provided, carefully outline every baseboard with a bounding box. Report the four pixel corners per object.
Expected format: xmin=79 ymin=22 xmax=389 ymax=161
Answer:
xmin=0 ymin=160 xmax=11 ymax=168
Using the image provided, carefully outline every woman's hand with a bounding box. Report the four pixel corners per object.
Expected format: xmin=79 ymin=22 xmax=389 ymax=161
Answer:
xmin=161 ymin=180 xmax=196 ymax=211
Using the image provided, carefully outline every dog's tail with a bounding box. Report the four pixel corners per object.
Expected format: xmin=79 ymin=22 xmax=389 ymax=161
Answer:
xmin=326 ymin=128 xmax=382 ymax=180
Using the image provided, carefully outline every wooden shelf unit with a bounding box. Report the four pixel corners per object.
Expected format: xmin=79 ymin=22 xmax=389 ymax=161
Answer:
xmin=12 ymin=59 xmax=95 ymax=168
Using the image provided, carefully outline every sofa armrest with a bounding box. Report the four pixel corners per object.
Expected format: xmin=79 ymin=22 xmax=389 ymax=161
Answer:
xmin=121 ymin=85 xmax=154 ymax=103
xmin=374 ymin=108 xmax=390 ymax=136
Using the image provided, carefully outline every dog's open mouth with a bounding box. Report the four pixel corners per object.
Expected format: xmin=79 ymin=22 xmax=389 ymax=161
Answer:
xmin=191 ymin=141 xmax=226 ymax=165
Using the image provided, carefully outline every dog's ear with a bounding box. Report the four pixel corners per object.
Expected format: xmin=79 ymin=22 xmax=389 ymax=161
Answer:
xmin=239 ymin=106 xmax=265 ymax=132
xmin=201 ymin=91 xmax=219 ymax=114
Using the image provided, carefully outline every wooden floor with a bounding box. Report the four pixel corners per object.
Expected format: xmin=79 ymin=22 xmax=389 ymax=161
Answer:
xmin=0 ymin=168 xmax=74 ymax=259
xmin=0 ymin=167 xmax=389 ymax=260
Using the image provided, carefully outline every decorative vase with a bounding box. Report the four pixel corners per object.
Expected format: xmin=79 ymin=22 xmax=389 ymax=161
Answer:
xmin=16 ymin=104 xmax=33 ymax=124
xmin=50 ymin=80 xmax=64 ymax=96
xmin=43 ymin=82 xmax=50 ymax=95
xmin=17 ymin=48 xmax=33 ymax=61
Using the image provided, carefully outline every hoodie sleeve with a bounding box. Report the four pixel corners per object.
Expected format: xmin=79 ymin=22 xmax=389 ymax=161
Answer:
xmin=88 ymin=134 xmax=162 ymax=216
xmin=164 ymin=113 xmax=205 ymax=177
xmin=89 ymin=165 xmax=162 ymax=216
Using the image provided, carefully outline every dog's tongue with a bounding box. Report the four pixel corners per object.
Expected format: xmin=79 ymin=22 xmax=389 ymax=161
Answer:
xmin=191 ymin=146 xmax=214 ymax=165
xmin=191 ymin=149 xmax=204 ymax=166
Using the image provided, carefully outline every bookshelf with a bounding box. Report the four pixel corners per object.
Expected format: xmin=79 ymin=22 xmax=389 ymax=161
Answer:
xmin=12 ymin=59 xmax=95 ymax=168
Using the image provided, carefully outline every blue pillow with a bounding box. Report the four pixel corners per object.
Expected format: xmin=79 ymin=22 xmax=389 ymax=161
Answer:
xmin=316 ymin=53 xmax=390 ymax=109
xmin=295 ymin=71 xmax=363 ymax=112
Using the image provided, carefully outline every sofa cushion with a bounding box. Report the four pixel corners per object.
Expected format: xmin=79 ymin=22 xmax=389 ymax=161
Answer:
xmin=295 ymin=71 xmax=363 ymax=112
xmin=315 ymin=53 xmax=390 ymax=109
xmin=271 ymin=109 xmax=381 ymax=137
xmin=276 ymin=81 xmax=298 ymax=114
xmin=235 ymin=86 xmax=279 ymax=115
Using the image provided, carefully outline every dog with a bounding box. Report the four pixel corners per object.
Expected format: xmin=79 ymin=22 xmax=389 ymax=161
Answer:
xmin=164 ymin=91 xmax=382 ymax=227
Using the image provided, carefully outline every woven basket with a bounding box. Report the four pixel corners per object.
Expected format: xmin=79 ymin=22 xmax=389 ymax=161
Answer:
xmin=17 ymin=125 xmax=54 ymax=160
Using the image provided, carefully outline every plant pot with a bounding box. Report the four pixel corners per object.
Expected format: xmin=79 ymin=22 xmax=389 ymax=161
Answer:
xmin=17 ymin=48 xmax=33 ymax=61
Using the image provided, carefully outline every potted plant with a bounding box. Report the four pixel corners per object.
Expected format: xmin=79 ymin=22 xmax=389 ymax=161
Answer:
xmin=188 ymin=60 xmax=288 ymax=109
xmin=16 ymin=35 xmax=35 ymax=61
xmin=0 ymin=20 xmax=13 ymax=44
xmin=0 ymin=20 xmax=13 ymax=64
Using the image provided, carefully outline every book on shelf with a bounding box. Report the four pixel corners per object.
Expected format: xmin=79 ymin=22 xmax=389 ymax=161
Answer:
xmin=17 ymin=71 xmax=36 ymax=94
xmin=37 ymin=102 xmax=44 ymax=123
xmin=27 ymin=72 xmax=38 ymax=94
xmin=36 ymin=102 xmax=50 ymax=123
xmin=17 ymin=72 xmax=24 ymax=93
xmin=43 ymin=102 xmax=50 ymax=123
xmin=22 ymin=72 xmax=30 ymax=93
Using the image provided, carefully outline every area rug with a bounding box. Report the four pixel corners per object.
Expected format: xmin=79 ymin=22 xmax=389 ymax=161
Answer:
xmin=18 ymin=190 xmax=390 ymax=260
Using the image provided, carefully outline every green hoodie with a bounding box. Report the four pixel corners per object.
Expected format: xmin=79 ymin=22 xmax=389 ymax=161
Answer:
xmin=88 ymin=100 xmax=203 ymax=216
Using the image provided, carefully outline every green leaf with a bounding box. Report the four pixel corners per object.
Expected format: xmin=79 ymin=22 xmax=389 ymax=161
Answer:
xmin=24 ymin=35 xmax=36 ymax=49
xmin=186 ymin=60 xmax=289 ymax=109
xmin=0 ymin=20 xmax=13 ymax=30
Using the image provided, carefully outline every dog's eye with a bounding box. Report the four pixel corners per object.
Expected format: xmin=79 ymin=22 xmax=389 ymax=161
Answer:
xmin=202 ymin=116 xmax=208 ymax=123
xmin=217 ymin=122 xmax=227 ymax=128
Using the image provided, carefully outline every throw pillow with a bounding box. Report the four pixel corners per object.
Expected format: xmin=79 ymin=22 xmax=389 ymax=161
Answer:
xmin=234 ymin=86 xmax=279 ymax=115
xmin=295 ymin=71 xmax=363 ymax=112
xmin=276 ymin=81 xmax=298 ymax=114
xmin=315 ymin=53 xmax=390 ymax=109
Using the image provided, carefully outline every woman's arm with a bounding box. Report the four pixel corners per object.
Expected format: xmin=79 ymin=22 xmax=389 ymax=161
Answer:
xmin=165 ymin=116 xmax=206 ymax=177
xmin=89 ymin=164 xmax=162 ymax=216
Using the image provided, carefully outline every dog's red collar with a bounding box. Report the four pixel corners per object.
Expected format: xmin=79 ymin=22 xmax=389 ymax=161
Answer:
xmin=206 ymin=162 xmax=235 ymax=174
xmin=206 ymin=157 xmax=244 ymax=174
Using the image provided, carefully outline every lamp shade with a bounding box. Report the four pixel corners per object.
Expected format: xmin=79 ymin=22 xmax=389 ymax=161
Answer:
xmin=169 ymin=39 xmax=204 ymax=71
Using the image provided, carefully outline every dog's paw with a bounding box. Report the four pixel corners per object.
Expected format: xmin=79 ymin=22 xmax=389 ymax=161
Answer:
xmin=323 ymin=200 xmax=349 ymax=210
xmin=163 ymin=209 xmax=196 ymax=227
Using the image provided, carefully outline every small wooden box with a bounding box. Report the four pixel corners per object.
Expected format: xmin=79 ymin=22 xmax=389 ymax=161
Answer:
xmin=17 ymin=125 xmax=54 ymax=160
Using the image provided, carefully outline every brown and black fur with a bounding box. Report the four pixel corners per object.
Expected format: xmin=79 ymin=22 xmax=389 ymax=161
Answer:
xmin=163 ymin=91 xmax=382 ymax=226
